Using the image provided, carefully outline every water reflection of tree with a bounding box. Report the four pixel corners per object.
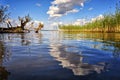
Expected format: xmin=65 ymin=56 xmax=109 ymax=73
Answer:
xmin=34 ymin=32 xmax=43 ymax=44
xmin=113 ymin=43 xmax=120 ymax=58
xmin=0 ymin=32 xmax=43 ymax=46
xmin=21 ymin=33 xmax=31 ymax=46
xmin=0 ymin=41 xmax=10 ymax=80
xmin=20 ymin=32 xmax=43 ymax=46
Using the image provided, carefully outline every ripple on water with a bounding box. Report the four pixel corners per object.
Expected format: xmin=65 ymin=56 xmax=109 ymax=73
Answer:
xmin=0 ymin=31 xmax=120 ymax=80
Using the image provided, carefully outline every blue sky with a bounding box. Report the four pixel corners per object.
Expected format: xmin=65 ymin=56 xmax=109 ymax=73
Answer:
xmin=0 ymin=0 xmax=118 ymax=29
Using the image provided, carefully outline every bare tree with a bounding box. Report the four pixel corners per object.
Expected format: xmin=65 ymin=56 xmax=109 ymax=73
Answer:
xmin=0 ymin=5 xmax=10 ymax=28
xmin=5 ymin=19 xmax=13 ymax=28
xmin=18 ymin=14 xmax=31 ymax=30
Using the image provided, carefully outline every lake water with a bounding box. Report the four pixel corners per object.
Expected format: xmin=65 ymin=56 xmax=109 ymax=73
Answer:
xmin=0 ymin=31 xmax=120 ymax=80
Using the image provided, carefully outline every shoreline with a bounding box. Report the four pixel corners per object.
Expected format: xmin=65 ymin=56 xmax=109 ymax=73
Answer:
xmin=58 ymin=29 xmax=120 ymax=33
xmin=0 ymin=27 xmax=29 ymax=33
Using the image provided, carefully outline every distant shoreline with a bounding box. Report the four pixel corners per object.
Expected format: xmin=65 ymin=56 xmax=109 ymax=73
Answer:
xmin=58 ymin=29 xmax=120 ymax=33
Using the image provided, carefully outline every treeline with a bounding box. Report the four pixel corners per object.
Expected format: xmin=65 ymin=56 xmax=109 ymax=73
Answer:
xmin=59 ymin=2 xmax=120 ymax=33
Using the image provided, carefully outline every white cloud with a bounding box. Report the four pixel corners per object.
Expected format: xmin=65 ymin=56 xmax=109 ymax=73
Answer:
xmin=4 ymin=19 xmax=20 ymax=27
xmin=73 ymin=19 xmax=88 ymax=25
xmin=25 ymin=20 xmax=43 ymax=30
xmin=6 ymin=4 xmax=10 ymax=8
xmin=88 ymin=7 xmax=93 ymax=11
xmin=50 ymin=22 xmax=58 ymax=26
xmin=50 ymin=22 xmax=63 ymax=27
xmin=72 ymin=14 xmax=104 ymax=26
xmin=9 ymin=19 xmax=20 ymax=26
xmin=80 ymin=7 xmax=83 ymax=10
xmin=12 ymin=20 xmax=20 ymax=27
xmin=91 ymin=14 xmax=104 ymax=22
xmin=47 ymin=0 xmax=86 ymax=18
xmin=66 ymin=9 xmax=79 ymax=14
xmin=52 ymin=14 xmax=104 ymax=27
xmin=36 ymin=3 xmax=41 ymax=7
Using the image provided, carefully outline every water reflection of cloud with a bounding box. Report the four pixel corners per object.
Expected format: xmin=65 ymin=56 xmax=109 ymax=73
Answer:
xmin=48 ymin=31 xmax=120 ymax=76
xmin=50 ymin=44 xmax=106 ymax=76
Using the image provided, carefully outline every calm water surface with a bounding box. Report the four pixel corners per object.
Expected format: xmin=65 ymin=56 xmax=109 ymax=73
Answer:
xmin=0 ymin=31 xmax=120 ymax=80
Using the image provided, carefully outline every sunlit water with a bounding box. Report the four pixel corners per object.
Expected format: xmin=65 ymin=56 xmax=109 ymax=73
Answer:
xmin=0 ymin=31 xmax=120 ymax=80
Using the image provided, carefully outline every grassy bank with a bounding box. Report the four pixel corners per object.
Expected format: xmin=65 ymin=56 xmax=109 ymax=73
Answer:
xmin=59 ymin=2 xmax=120 ymax=33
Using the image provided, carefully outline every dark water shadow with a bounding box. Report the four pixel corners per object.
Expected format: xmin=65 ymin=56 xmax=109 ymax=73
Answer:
xmin=0 ymin=41 xmax=10 ymax=80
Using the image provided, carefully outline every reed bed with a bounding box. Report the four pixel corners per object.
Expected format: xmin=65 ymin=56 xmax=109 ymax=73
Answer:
xmin=59 ymin=2 xmax=120 ymax=33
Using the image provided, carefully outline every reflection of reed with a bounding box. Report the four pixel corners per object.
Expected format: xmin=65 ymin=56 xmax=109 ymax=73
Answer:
xmin=61 ymin=32 xmax=120 ymax=42
xmin=20 ymin=32 xmax=43 ymax=45
xmin=0 ymin=41 xmax=4 ymax=66
xmin=60 ymin=32 xmax=120 ymax=58
xmin=50 ymin=44 xmax=105 ymax=76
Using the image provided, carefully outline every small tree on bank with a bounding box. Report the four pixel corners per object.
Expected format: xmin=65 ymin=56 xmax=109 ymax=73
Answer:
xmin=35 ymin=23 xmax=44 ymax=33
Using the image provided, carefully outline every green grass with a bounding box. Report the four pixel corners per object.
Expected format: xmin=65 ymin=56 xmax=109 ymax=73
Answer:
xmin=59 ymin=2 xmax=120 ymax=33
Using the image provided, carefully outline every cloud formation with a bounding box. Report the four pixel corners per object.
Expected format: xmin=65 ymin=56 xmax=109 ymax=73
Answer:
xmin=25 ymin=20 xmax=43 ymax=30
xmin=88 ymin=7 xmax=93 ymax=11
xmin=47 ymin=0 xmax=86 ymax=18
xmin=91 ymin=14 xmax=104 ymax=22
xmin=36 ymin=3 xmax=41 ymax=7
xmin=73 ymin=14 xmax=104 ymax=25
xmin=73 ymin=19 xmax=88 ymax=25
xmin=50 ymin=22 xmax=63 ymax=27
